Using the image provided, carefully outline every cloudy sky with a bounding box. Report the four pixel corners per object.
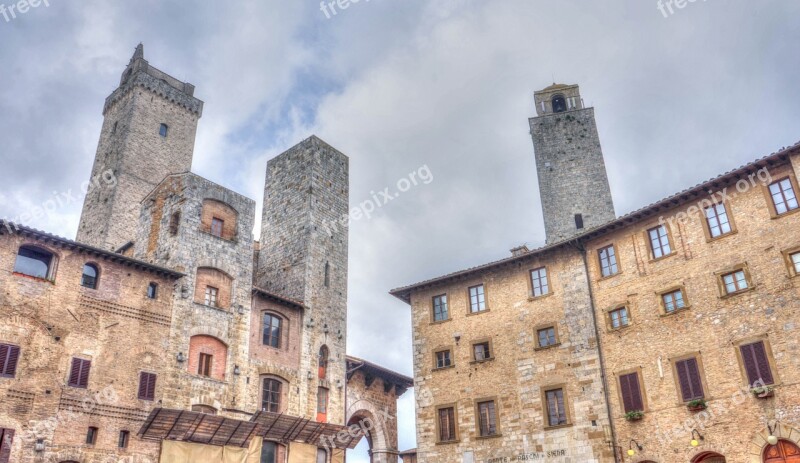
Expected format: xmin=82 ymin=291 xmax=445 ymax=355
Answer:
xmin=2 ymin=0 xmax=799 ymax=459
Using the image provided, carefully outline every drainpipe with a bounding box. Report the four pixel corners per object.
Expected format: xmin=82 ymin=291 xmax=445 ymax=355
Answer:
xmin=576 ymin=240 xmax=621 ymax=463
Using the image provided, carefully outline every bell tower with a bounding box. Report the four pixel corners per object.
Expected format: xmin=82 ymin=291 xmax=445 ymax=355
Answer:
xmin=77 ymin=44 xmax=203 ymax=251
xmin=530 ymin=84 xmax=616 ymax=244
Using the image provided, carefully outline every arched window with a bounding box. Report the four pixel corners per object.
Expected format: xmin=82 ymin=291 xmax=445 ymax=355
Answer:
xmin=81 ymin=264 xmax=99 ymax=289
xmin=188 ymin=335 xmax=227 ymax=381
xmin=262 ymin=378 xmax=282 ymax=413
xmin=201 ymin=199 xmax=238 ymax=241
xmin=552 ymin=94 xmax=567 ymax=113
xmin=14 ymin=245 xmax=56 ymax=280
xmin=318 ymin=346 xmax=329 ymax=379
xmin=194 ymin=267 xmax=233 ymax=309
xmin=262 ymin=313 xmax=282 ymax=348
xmin=317 ymin=448 xmax=328 ymax=463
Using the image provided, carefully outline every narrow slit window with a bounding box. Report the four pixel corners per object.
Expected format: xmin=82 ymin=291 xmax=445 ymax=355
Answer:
xmin=159 ymin=123 xmax=169 ymax=137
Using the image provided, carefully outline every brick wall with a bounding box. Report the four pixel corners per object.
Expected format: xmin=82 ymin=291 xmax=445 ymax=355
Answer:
xmin=187 ymin=335 xmax=228 ymax=381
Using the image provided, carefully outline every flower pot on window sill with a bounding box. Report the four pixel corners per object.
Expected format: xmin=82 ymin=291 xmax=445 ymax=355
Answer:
xmin=624 ymin=411 xmax=644 ymax=422
xmin=751 ymin=387 xmax=775 ymax=399
xmin=687 ymin=400 xmax=707 ymax=412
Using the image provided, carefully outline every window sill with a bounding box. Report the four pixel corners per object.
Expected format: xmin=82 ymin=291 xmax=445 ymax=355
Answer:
xmin=189 ymin=374 xmax=228 ymax=385
xmin=432 ymin=365 xmax=455 ymax=373
xmin=528 ymin=292 xmax=553 ymax=302
xmin=12 ymin=272 xmax=55 ymax=284
xmin=466 ymin=309 xmax=489 ymax=317
xmin=200 ymin=229 xmax=238 ymax=243
xmin=470 ymin=358 xmax=495 ymax=365
xmin=597 ymin=271 xmax=622 ymax=282
xmin=476 ymin=433 xmax=502 ymax=440
xmin=649 ymin=252 xmax=677 ymax=263
xmin=435 ymin=440 xmax=460 ymax=446
xmin=429 ymin=318 xmax=452 ymax=326
xmin=705 ymin=229 xmax=738 ymax=243
xmin=719 ymin=286 xmax=756 ymax=300
xmin=659 ymin=306 xmax=692 ymax=318
xmin=608 ymin=324 xmax=632 ymax=332
xmin=770 ymin=207 xmax=800 ymax=220
xmin=534 ymin=343 xmax=561 ymax=351
xmin=544 ymin=423 xmax=573 ymax=431
xmin=193 ymin=302 xmax=232 ymax=314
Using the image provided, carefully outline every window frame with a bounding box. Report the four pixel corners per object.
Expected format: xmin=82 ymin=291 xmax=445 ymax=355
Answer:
xmin=0 ymin=343 xmax=21 ymax=378
xmin=138 ymin=371 xmax=157 ymax=401
xmin=645 ymin=224 xmax=675 ymax=261
xmin=261 ymin=377 xmax=284 ymax=413
xmin=715 ymin=264 xmax=754 ymax=298
xmin=204 ymin=285 xmax=219 ymax=307
xmin=431 ymin=294 xmax=449 ymax=323
xmin=702 ymin=201 xmax=736 ymax=241
xmin=471 ymin=339 xmax=493 ymax=363
xmin=198 ymin=353 xmax=213 ymax=377
xmin=68 ymin=357 xmax=91 ymax=389
xmin=606 ymin=304 xmax=631 ymax=330
xmin=86 ymin=426 xmax=98 ymax=445
xmin=210 ymin=217 xmax=224 ymax=238
xmin=782 ymin=246 xmax=800 ymax=278
xmin=146 ymin=282 xmax=158 ymax=300
xmin=81 ymin=263 xmax=100 ymax=289
xmin=118 ymin=430 xmax=130 ymax=449
xmin=433 ymin=347 xmax=453 ymax=370
xmin=13 ymin=245 xmax=57 ymax=281
xmin=597 ymin=244 xmax=620 ymax=278
xmin=529 ymin=267 xmax=551 ymax=299
xmin=474 ymin=398 xmax=500 ymax=438
xmin=435 ymin=404 xmax=459 ymax=443
xmin=541 ymin=385 xmax=571 ymax=429
xmin=534 ymin=324 xmax=560 ymax=350
xmin=658 ymin=285 xmax=690 ymax=316
xmin=670 ymin=354 xmax=708 ymax=404
xmin=317 ymin=387 xmax=329 ymax=415
xmin=734 ymin=337 xmax=779 ymax=388
xmin=764 ymin=175 xmax=800 ymax=218
xmin=262 ymin=312 xmax=283 ymax=349
xmin=616 ymin=368 xmax=647 ymax=414
xmin=159 ymin=123 xmax=169 ymax=137
xmin=467 ymin=284 xmax=488 ymax=314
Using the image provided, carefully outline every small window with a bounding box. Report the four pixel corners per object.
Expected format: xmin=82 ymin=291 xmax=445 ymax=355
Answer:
xmin=432 ymin=294 xmax=448 ymax=322
xmin=210 ymin=217 xmax=224 ymax=238
xmin=477 ymin=400 xmax=498 ymax=437
xmin=574 ymin=213 xmax=584 ymax=230
xmin=324 ymin=262 xmax=330 ymax=288
xmin=662 ymin=289 xmax=686 ymax=313
xmin=435 ymin=350 xmax=452 ymax=369
xmin=118 ymin=430 xmax=130 ymax=449
xmin=468 ymin=284 xmax=486 ymax=313
xmin=791 ymin=252 xmax=800 ymax=274
xmin=705 ymin=203 xmax=732 ymax=238
xmin=0 ymin=344 xmax=21 ymax=378
xmin=86 ymin=426 xmax=98 ymax=445
xmin=437 ymin=406 xmax=457 ymax=442
xmin=317 ymin=448 xmax=328 ymax=463
xmin=537 ymin=327 xmax=558 ymax=348
xmin=81 ymin=264 xmax=99 ymax=289
xmin=159 ymin=123 xmax=168 ymax=137
xmin=14 ymin=246 xmax=55 ymax=280
xmin=169 ymin=211 xmax=181 ymax=236
xmin=198 ymin=353 xmax=213 ymax=377
xmin=205 ymin=286 xmax=219 ymax=307
xmin=551 ymin=94 xmax=567 ymax=113
xmin=112 ymin=121 xmax=118 ymax=134
xmin=648 ymin=225 xmax=672 ymax=259
xmin=262 ymin=378 xmax=282 ymax=412
xmin=598 ymin=245 xmax=618 ymax=277
xmin=262 ymin=314 xmax=282 ymax=348
xmin=545 ymin=388 xmax=567 ymax=426
xmin=147 ymin=282 xmax=158 ymax=299
xmin=317 ymin=387 xmax=329 ymax=414
xmin=739 ymin=341 xmax=774 ymax=386
xmin=769 ymin=178 xmax=799 ymax=215
xmin=609 ymin=307 xmax=630 ymax=329
xmin=473 ymin=342 xmax=491 ymax=362
xmin=1 ymin=428 xmax=15 ymax=462
xmin=318 ymin=346 xmax=329 ymax=379
xmin=68 ymin=358 xmax=91 ymax=388
xmin=674 ymin=357 xmax=705 ymax=402
xmin=618 ymin=372 xmax=645 ymax=413
xmin=138 ymin=372 xmax=157 ymax=401
xmin=722 ymin=270 xmax=749 ymax=295
xmin=530 ymin=267 xmax=550 ymax=297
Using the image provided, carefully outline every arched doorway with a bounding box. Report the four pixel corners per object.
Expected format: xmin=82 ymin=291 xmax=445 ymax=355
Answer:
xmin=692 ymin=452 xmax=726 ymax=462
xmin=764 ymin=440 xmax=800 ymax=462
xmin=347 ymin=412 xmax=378 ymax=463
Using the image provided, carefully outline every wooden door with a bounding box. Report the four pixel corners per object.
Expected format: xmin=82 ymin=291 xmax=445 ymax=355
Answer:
xmin=764 ymin=440 xmax=800 ymax=463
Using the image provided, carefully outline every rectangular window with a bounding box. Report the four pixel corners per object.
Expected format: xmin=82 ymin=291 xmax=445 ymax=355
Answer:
xmin=211 ymin=217 xmax=224 ymax=237
xmin=0 ymin=344 xmax=20 ymax=378
xmin=437 ymin=407 xmax=456 ymax=442
xmin=545 ymin=389 xmax=567 ymax=427
xmin=739 ymin=341 xmax=775 ymax=386
xmin=477 ymin=400 xmax=498 ymax=437
xmin=138 ymin=372 xmax=157 ymax=401
xmin=792 ymin=252 xmax=800 ymax=274
xmin=435 ymin=350 xmax=452 ymax=369
xmin=317 ymin=387 xmax=329 ymax=414
xmin=159 ymin=123 xmax=169 ymax=137
xmin=205 ymin=286 xmax=219 ymax=307
xmin=609 ymin=307 xmax=630 ymax=329
xmin=468 ymin=285 xmax=486 ymax=313
xmin=147 ymin=282 xmax=158 ymax=299
xmin=262 ymin=379 xmax=282 ymax=413
xmin=118 ymin=430 xmax=130 ymax=449
xmin=675 ymin=357 xmax=705 ymax=402
xmin=86 ymin=427 xmax=98 ymax=445
xmin=68 ymin=358 xmax=91 ymax=388
xmin=537 ymin=327 xmax=557 ymax=348
xmin=473 ymin=342 xmax=491 ymax=362
xmin=598 ymin=245 xmax=618 ymax=277
xmin=722 ymin=270 xmax=749 ymax=294
xmin=705 ymin=203 xmax=732 ymax=238
xmin=0 ymin=428 xmax=14 ymax=463
xmin=769 ymin=178 xmax=799 ymax=215
xmin=648 ymin=225 xmax=672 ymax=259
xmin=198 ymin=353 xmax=213 ymax=377
xmin=618 ymin=372 xmax=645 ymax=413
xmin=432 ymin=294 xmax=448 ymax=322
xmin=530 ymin=267 xmax=549 ymax=297
xmin=574 ymin=214 xmax=584 ymax=230
xmin=662 ymin=289 xmax=686 ymax=313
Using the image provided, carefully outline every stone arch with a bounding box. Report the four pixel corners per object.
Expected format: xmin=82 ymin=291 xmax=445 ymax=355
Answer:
xmin=748 ymin=423 xmax=800 ymax=463
xmin=691 ymin=451 xmax=726 ymax=462
xmin=346 ymin=406 xmax=389 ymax=463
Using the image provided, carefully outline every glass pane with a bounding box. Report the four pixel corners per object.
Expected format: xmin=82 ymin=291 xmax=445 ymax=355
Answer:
xmin=14 ymin=247 xmax=52 ymax=279
xmin=261 ymin=441 xmax=276 ymax=463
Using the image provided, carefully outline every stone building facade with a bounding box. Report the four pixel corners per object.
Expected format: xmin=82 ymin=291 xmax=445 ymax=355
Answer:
xmin=391 ymin=83 xmax=800 ymax=463
xmin=0 ymin=45 xmax=411 ymax=463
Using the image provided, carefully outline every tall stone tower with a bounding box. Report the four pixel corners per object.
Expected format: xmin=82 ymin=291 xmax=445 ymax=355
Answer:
xmin=256 ymin=135 xmax=349 ymax=424
xmin=77 ymin=44 xmax=203 ymax=251
xmin=530 ymin=84 xmax=615 ymax=244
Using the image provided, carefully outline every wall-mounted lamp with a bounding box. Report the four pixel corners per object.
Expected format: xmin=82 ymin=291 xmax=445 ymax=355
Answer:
xmin=233 ymin=365 xmax=241 ymax=376
xmin=237 ymin=305 xmax=245 ymax=315
xmin=453 ymin=333 xmax=462 ymax=345
xmin=627 ymin=439 xmax=642 ymax=457
xmin=336 ymin=379 xmax=343 ymax=389
xmin=767 ymin=422 xmax=779 ymax=446
xmin=690 ymin=429 xmax=705 ymax=447
xmin=176 ymin=352 xmax=185 ymax=363
xmin=34 ymin=439 xmax=45 ymax=452
xmin=307 ymin=371 xmax=313 ymax=380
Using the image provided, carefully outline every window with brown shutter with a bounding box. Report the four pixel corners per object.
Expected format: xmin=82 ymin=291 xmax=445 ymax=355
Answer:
xmin=198 ymin=353 xmax=213 ymax=377
xmin=138 ymin=372 xmax=157 ymax=401
xmin=0 ymin=428 xmax=15 ymax=463
xmin=545 ymin=388 xmax=568 ymax=427
xmin=618 ymin=372 xmax=644 ymax=413
xmin=437 ymin=407 xmax=456 ymax=442
xmin=740 ymin=341 xmax=775 ymax=386
xmin=68 ymin=358 xmax=91 ymax=388
xmin=477 ymin=401 xmax=498 ymax=437
xmin=0 ymin=344 xmax=20 ymax=378
xmin=675 ymin=358 xmax=705 ymax=402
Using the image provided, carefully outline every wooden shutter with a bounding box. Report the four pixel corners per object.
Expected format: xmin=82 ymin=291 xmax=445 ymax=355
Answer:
xmin=619 ymin=373 xmax=644 ymax=412
xmin=741 ymin=342 xmax=774 ymax=385
xmin=1 ymin=345 xmax=20 ymax=377
xmin=69 ymin=358 xmax=90 ymax=388
xmin=138 ymin=372 xmax=157 ymax=401
xmin=676 ymin=358 xmax=704 ymax=401
xmin=0 ymin=428 xmax=14 ymax=463
xmin=79 ymin=360 xmax=91 ymax=388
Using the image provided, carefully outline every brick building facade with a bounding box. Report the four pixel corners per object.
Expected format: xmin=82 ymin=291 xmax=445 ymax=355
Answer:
xmin=391 ymin=84 xmax=800 ymax=463
xmin=0 ymin=45 xmax=412 ymax=463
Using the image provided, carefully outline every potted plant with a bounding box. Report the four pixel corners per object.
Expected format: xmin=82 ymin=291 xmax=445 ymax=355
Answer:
xmin=751 ymin=385 xmax=775 ymax=399
xmin=687 ymin=399 xmax=707 ymax=411
xmin=624 ymin=410 xmax=644 ymax=422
